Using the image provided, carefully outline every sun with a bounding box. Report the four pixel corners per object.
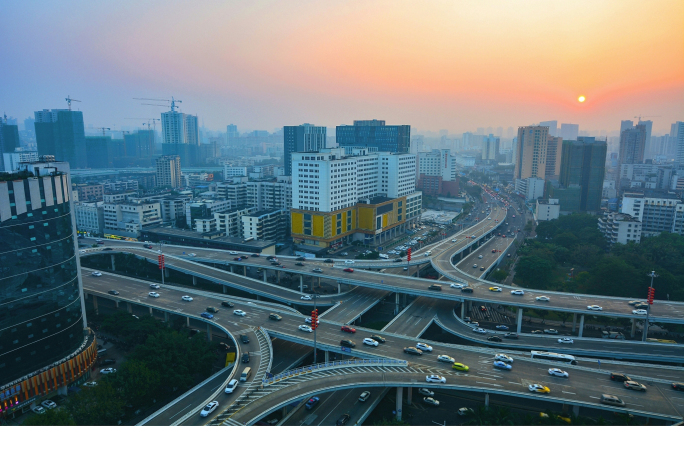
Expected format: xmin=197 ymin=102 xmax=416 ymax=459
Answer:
xmin=578 ymin=95 xmax=586 ymax=103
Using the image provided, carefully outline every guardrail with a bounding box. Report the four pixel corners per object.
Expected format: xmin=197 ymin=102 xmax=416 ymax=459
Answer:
xmin=262 ymin=359 xmax=407 ymax=385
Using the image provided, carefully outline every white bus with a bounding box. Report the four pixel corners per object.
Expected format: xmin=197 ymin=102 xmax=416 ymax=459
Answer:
xmin=530 ymin=351 xmax=577 ymax=365
xmin=379 ymin=254 xmax=389 ymax=259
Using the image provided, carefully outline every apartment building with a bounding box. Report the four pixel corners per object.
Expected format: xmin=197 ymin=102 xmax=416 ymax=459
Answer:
xmin=534 ymin=198 xmax=560 ymax=221
xmin=103 ymin=201 xmax=162 ymax=236
xmin=622 ymin=192 xmax=681 ymax=237
xmin=215 ymin=206 xmax=257 ymax=238
xmin=598 ymin=212 xmax=642 ymax=245
xmin=242 ymin=209 xmax=289 ymax=241
xmin=74 ymin=183 xmax=104 ymax=201
xmin=74 ymin=201 xmax=105 ymax=235
xmin=246 ymin=180 xmax=292 ymax=211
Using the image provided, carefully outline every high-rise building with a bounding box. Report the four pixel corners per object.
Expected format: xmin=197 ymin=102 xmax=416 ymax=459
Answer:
xmin=185 ymin=114 xmax=199 ymax=146
xmin=671 ymin=122 xmax=684 ymax=165
xmin=123 ymin=130 xmax=155 ymax=160
xmin=156 ymin=155 xmax=182 ymax=189
xmin=161 ymin=110 xmax=198 ymax=145
xmin=637 ymin=120 xmax=653 ymax=159
xmin=540 ymin=120 xmax=558 ymax=136
xmin=620 ymin=120 xmax=634 ymax=133
xmin=514 ymin=125 xmax=548 ymax=180
xmin=545 ymin=135 xmax=563 ymax=180
xmin=336 ymin=120 xmax=410 ymax=154
xmin=283 ymin=124 xmax=326 ymax=176
xmin=560 ymin=123 xmax=579 ymax=141
xmin=0 ymin=159 xmax=94 ymax=404
xmin=85 ymin=136 xmax=114 ymax=169
xmin=226 ymin=124 xmax=239 ymax=146
xmin=559 ymin=137 xmax=607 ymax=212
xmin=34 ymin=109 xmax=87 ymax=168
xmin=482 ymin=134 xmax=500 ymax=161
xmin=618 ymin=125 xmax=647 ymax=183
xmin=1 ymin=118 xmax=20 ymax=153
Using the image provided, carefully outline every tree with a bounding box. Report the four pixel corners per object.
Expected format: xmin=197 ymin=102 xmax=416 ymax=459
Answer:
xmin=65 ymin=380 xmax=126 ymax=426
xmin=22 ymin=409 xmax=76 ymax=426
xmin=514 ymin=256 xmax=555 ymax=289
xmin=557 ymin=312 xmax=571 ymax=326
xmin=373 ymin=417 xmax=410 ymax=426
xmin=491 ymin=269 xmax=508 ymax=282
xmin=536 ymin=309 xmax=549 ymax=324
xmin=114 ymin=360 xmax=162 ymax=409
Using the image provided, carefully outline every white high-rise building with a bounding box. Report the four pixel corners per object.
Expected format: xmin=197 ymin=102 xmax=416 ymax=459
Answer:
xmin=672 ymin=122 xmax=684 ymax=165
xmin=418 ymin=149 xmax=456 ymax=180
xmin=162 ymin=111 xmax=199 ymax=145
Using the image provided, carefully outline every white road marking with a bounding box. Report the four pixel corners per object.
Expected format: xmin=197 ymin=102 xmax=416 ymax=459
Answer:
xmin=562 ymin=391 xmax=576 ymax=395
xmin=476 ymin=381 xmax=502 ymax=387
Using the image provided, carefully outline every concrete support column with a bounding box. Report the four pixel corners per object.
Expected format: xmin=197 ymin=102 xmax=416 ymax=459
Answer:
xmin=516 ymin=307 xmax=523 ymax=334
xmin=325 ymin=351 xmax=329 ymax=363
xmin=578 ymin=314 xmax=585 ymax=338
xmin=243 ymin=266 xmax=246 ymax=276
xmin=300 ymin=275 xmax=304 ymax=293
xmin=460 ymin=302 xmax=465 ymax=320
xmin=573 ymin=405 xmax=580 ymax=417
xmin=164 ymin=267 xmax=169 ymax=279
xmin=192 ymin=276 xmax=197 ymax=286
xmin=277 ymin=270 xmax=281 ymax=283
xmin=186 ymin=316 xmax=190 ymax=327
xmin=263 ymin=271 xmax=267 ymax=282
xmin=223 ymin=285 xmax=227 ymax=294
xmin=111 ymin=254 xmax=116 ymax=271
xmin=407 ymin=387 xmax=413 ymax=405
xmin=115 ymin=300 xmax=119 ymax=309
xmin=164 ymin=311 xmax=169 ymax=323
xmin=93 ymin=296 xmax=99 ymax=315
xmin=338 ymin=282 xmax=341 ymax=294
xmin=631 ymin=319 xmax=637 ymax=338
xmin=642 ymin=319 xmax=650 ymax=342
xmin=402 ymin=293 xmax=407 ymax=308
xmin=230 ymin=265 xmax=234 ymax=273
xmin=395 ymin=293 xmax=400 ymax=315
xmin=572 ymin=313 xmax=577 ymax=333
xmin=318 ymin=277 xmax=321 ymax=288
xmin=484 ymin=393 xmax=489 ymax=408
xmin=206 ymin=323 xmax=212 ymax=341
xmin=149 ymin=306 xmax=153 ymax=316
xmin=127 ymin=303 xmax=132 ymax=314
xmin=257 ymin=295 xmax=261 ymax=301
xmin=395 ymin=387 xmax=403 ymax=421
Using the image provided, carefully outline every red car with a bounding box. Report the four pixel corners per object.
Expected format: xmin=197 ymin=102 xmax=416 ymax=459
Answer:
xmin=343 ymin=268 xmax=354 ymax=273
xmin=502 ymin=235 xmax=506 ymax=238
xmin=341 ymin=326 xmax=356 ymax=333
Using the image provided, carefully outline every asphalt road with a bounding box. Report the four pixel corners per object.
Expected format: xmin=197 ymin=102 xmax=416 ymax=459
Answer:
xmin=282 ymin=388 xmax=371 ymax=426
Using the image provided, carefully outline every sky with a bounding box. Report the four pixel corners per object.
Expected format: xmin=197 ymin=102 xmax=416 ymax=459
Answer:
xmin=2 ymin=0 xmax=683 ymax=135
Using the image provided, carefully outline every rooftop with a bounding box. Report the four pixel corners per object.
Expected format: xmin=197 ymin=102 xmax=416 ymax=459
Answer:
xmin=142 ymin=227 xmax=274 ymax=249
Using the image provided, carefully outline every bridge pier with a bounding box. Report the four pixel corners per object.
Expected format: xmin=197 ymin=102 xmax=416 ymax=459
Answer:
xmin=263 ymin=270 xmax=267 ymax=282
xmin=186 ymin=316 xmax=190 ymax=327
xmin=164 ymin=311 xmax=169 ymax=323
xmin=318 ymin=277 xmax=321 ymax=288
xmin=484 ymin=393 xmax=489 ymax=408
xmin=192 ymin=276 xmax=197 ymax=286
xmin=572 ymin=313 xmax=577 ymax=333
xmin=395 ymin=387 xmax=403 ymax=421
xmin=460 ymin=302 xmax=465 ymax=320
xmin=114 ymin=300 xmax=119 ymax=309
xmin=516 ymin=307 xmax=523 ymax=334
xmin=230 ymin=265 xmax=234 ymax=273
xmin=127 ymin=303 xmax=132 ymax=314
xmin=206 ymin=323 xmax=212 ymax=341
xmin=149 ymin=306 xmax=153 ymax=316
xmin=92 ymin=295 xmax=99 ymax=315
xmin=395 ymin=293 xmax=400 ymax=315
xmin=407 ymin=387 xmax=412 ymax=405
xmin=164 ymin=267 xmax=169 ymax=279
xmin=325 ymin=351 xmax=329 ymax=363
xmin=631 ymin=319 xmax=637 ymax=338
xmin=277 ymin=271 xmax=281 ymax=283
xmin=223 ymin=285 xmax=227 ymax=294
xmin=578 ymin=315 xmax=585 ymax=338
xmin=641 ymin=319 xmax=649 ymax=342
xmin=111 ymin=254 xmax=116 ymax=271
xmin=300 ymin=275 xmax=304 ymax=293
xmin=573 ymin=405 xmax=580 ymax=417
xmin=338 ymin=282 xmax=341 ymax=294
xmin=243 ymin=266 xmax=246 ymax=276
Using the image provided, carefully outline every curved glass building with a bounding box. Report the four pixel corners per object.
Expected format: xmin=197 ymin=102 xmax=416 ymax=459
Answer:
xmin=0 ymin=160 xmax=87 ymax=387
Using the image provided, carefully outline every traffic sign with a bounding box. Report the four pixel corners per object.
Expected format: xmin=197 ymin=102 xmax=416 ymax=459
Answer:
xmin=341 ymin=346 xmax=351 ymax=353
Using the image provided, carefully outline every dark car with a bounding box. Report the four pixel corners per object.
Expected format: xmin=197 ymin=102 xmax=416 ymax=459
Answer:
xmin=487 ymin=336 xmax=503 ymax=342
xmin=206 ymin=307 xmax=219 ymax=313
xmin=480 ymin=306 xmax=487 ymax=312
xmin=504 ymin=333 xmax=519 ymax=339
xmin=531 ymin=330 xmax=544 ymax=334
xmin=672 ymin=382 xmax=684 ymax=391
xmin=610 ymin=373 xmax=632 ymax=382
xmin=240 ymin=334 xmax=250 ymax=344
xmin=233 ymin=257 xmax=242 ymax=261
xmin=370 ymin=335 xmax=386 ymax=343
xmin=324 ymin=259 xmax=334 ymax=263
xmin=251 ymin=254 xmax=260 ymax=257
xmin=464 ymin=317 xmax=472 ymax=323
xmin=479 ymin=266 xmax=485 ymax=271
xmin=340 ymin=339 xmax=356 ymax=348
xmin=403 ymin=347 xmax=423 ymax=356
xmin=221 ymin=301 xmax=234 ymax=308
xmin=108 ymin=290 xmax=119 ymax=295
xmin=103 ymin=248 xmax=113 ymax=251
xmin=242 ymin=352 xmax=250 ymax=363
xmin=305 ymin=397 xmax=320 ymax=410
xmin=295 ymin=262 xmax=305 ymax=266
xmin=393 ymin=258 xmax=403 ymax=262
xmin=461 ymin=287 xmax=474 ymax=293
xmin=336 ymin=413 xmax=351 ymax=426
xmin=218 ymin=342 xmax=230 ymax=351
xmin=296 ymin=257 xmax=306 ymax=261
xmin=269 ymin=313 xmax=282 ymax=321
xmin=102 ymin=359 xmax=116 ymax=365
xmin=144 ymin=244 xmax=153 ymax=249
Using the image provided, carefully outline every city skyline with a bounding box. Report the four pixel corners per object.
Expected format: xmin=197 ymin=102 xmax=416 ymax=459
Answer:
xmin=2 ymin=0 xmax=683 ymax=134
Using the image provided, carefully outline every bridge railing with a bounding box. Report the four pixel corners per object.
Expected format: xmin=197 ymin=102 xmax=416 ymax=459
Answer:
xmin=261 ymin=358 xmax=407 ymax=385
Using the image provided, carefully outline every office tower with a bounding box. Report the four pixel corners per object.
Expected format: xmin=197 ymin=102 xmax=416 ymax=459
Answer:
xmin=462 ymin=132 xmax=474 ymax=149
xmin=0 ymin=159 xmax=92 ymax=395
xmin=336 ymin=120 xmax=410 ymax=153
xmin=637 ymin=120 xmax=653 ymax=159
xmin=559 ymin=137 xmax=607 ymax=212
xmin=618 ymin=124 xmax=647 ymax=179
xmin=482 ymin=134 xmax=500 ymax=161
xmin=560 ymin=123 xmax=579 ymax=141
xmin=620 ymin=120 xmax=634 ymax=133
xmin=283 ymin=123 xmax=326 ymax=176
xmin=1 ymin=118 xmax=20 ymax=153
xmin=540 ymin=120 xmax=558 ymax=136
xmin=23 ymin=117 xmax=35 ymax=135
xmin=672 ymin=122 xmax=684 ymax=165
xmin=545 ymin=135 xmax=563 ymax=180
xmin=85 ymin=136 xmax=114 ymax=169
xmin=124 ymin=130 xmax=155 ymax=159
xmin=156 ymin=155 xmax=183 ymax=189
xmin=514 ymin=125 xmax=549 ymax=180
xmin=227 ymin=124 xmax=238 ymax=146
xmin=34 ymin=109 xmax=87 ymax=168
xmin=185 ymin=114 xmax=199 ymax=146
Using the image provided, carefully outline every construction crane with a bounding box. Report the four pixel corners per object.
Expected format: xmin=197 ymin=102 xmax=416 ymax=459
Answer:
xmin=133 ymin=97 xmax=182 ymax=112
xmin=124 ymin=117 xmax=160 ymax=131
xmin=634 ymin=115 xmax=661 ymax=122
xmin=65 ymin=95 xmax=81 ymax=111
xmin=95 ymin=127 xmax=111 ymax=136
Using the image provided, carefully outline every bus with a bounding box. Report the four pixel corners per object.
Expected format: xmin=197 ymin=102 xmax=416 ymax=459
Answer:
xmin=646 ymin=338 xmax=678 ymax=344
xmin=530 ymin=351 xmax=577 ymax=365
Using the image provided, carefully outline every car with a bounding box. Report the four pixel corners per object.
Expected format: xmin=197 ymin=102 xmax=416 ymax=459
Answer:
xmin=531 ymin=330 xmax=544 ymax=334
xmin=233 ymin=257 xmax=242 ymax=261
xmin=148 ymin=292 xmax=160 ymax=298
xmin=221 ymin=301 xmax=234 ymax=308
xmin=458 ymin=407 xmax=475 ymax=416
xmin=200 ymin=312 xmax=214 ymax=319
xmin=504 ymin=333 xmax=519 ymax=339
xmin=510 ymin=289 xmax=524 ymax=295
xmin=200 ymin=401 xmax=219 ymax=417
xmin=600 ymin=394 xmax=626 ymax=407
xmin=461 ymin=287 xmax=474 ymax=293
xmin=635 ymin=303 xmax=649 ymax=310
xmin=478 ymin=255 xmax=483 ymax=259
xmin=296 ymin=257 xmax=306 ymax=261
xmin=472 ymin=264 xmax=478 ymax=268
xmin=362 ymin=338 xmax=379 ymax=347
xmin=143 ymin=244 xmax=153 ymax=249
xmin=426 ymin=375 xmax=446 ymax=384
xmin=304 ymin=317 xmax=320 ymax=325
xmin=340 ymin=252 xmax=349 ymax=256
xmin=403 ymin=267 xmax=409 ymax=271
xmin=182 ymin=295 xmax=193 ymax=302
xmin=370 ymin=335 xmax=386 ymax=343
xmin=83 ymin=381 xmax=97 ymax=387
xmin=187 ymin=253 xmax=196 ymax=257
xmin=298 ymin=324 xmax=313 ymax=333
xmin=341 ymin=325 xmax=356 ymax=333
xmin=558 ymin=338 xmax=574 ymax=344
xmin=632 ymin=309 xmax=647 ymax=315
xmin=418 ymin=388 xmax=434 ymax=397
xmin=472 ymin=327 xmax=487 ymax=334
xmin=495 ymin=325 xmax=509 ymax=330
xmin=269 ymin=313 xmax=282 ymax=321
xmin=103 ymin=247 xmax=113 ymax=251
xmin=300 ymin=295 xmax=312 ymax=300
xmin=587 ymin=305 xmax=603 ymax=311
xmin=610 ymin=373 xmax=632 ymax=382
xmin=295 ymin=262 xmax=305 ymax=266
xmin=548 ymin=368 xmax=569 ymax=378
xmin=336 ymin=413 xmax=351 ymax=425
xmin=345 ymin=260 xmax=355 ymax=264
xmin=628 ymin=300 xmax=641 ymax=306
xmin=41 ymin=400 xmax=57 ymax=410
xmin=228 ymin=251 xmax=238 ymax=255
xmin=358 ymin=391 xmax=371 ymax=402
xmin=480 ymin=305 xmax=487 ymax=312
xmin=247 ymin=302 xmax=256 ymax=306
xmin=543 ymin=329 xmax=559 ymax=335
xmin=423 ymin=397 xmax=440 ymax=406
xmin=340 ymin=339 xmax=356 ymax=348
xmin=102 ymin=359 xmax=116 ymax=365
xmin=242 ymin=352 xmax=250 ymax=363
xmin=224 ymin=379 xmax=239 ymax=394
xmin=495 ymin=354 xmax=514 ymax=363
xmin=305 ymin=397 xmax=320 ymax=409
xmin=507 ymin=254 xmax=511 ymax=257
xmin=493 ymin=361 xmax=512 ymax=370
xmin=31 ymin=406 xmax=47 ymax=415
xmin=250 ymin=253 xmax=260 ymax=257
xmin=624 ymin=381 xmax=647 ymax=391
xmin=403 ymin=347 xmax=423 ymax=356
xmin=529 ymin=384 xmax=550 ymax=394
xmin=92 ymin=271 xmax=102 ymax=277
xmin=487 ymin=336 xmax=503 ymax=342
xmin=324 ymin=259 xmax=334 ymax=263
xmin=671 ymin=382 xmax=684 ymax=391
xmin=149 ymin=283 xmax=160 ymax=289
xmin=206 ymin=306 xmax=219 ymax=313
xmin=536 ymin=296 xmax=550 ymax=302
xmin=452 ymin=362 xmax=469 ymax=372
xmin=489 ymin=287 xmax=502 ymax=292
xmin=450 ymin=283 xmax=465 ymax=289
xmin=464 ymin=317 xmax=472 ymax=323
xmin=234 ymin=310 xmax=246 ymax=316
xmin=343 ymin=268 xmax=354 ymax=273
xmin=100 ymin=368 xmax=117 ymax=375
xmin=437 ymin=355 xmax=455 ymax=363
xmin=312 ymin=268 xmax=323 ymax=273
xmin=416 ymin=342 xmax=433 ymax=352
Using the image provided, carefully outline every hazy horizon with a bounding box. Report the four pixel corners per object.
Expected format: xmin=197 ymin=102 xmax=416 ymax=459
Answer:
xmin=2 ymin=0 xmax=683 ymax=135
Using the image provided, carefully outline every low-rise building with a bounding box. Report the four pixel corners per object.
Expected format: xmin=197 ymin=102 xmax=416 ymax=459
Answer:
xmin=75 ymin=201 xmax=105 ymax=235
xmin=535 ymin=198 xmax=560 ymax=221
xmin=103 ymin=201 xmax=162 ymax=237
xmin=242 ymin=209 xmax=289 ymax=241
xmin=215 ymin=206 xmax=257 ymax=238
xmin=598 ymin=212 xmax=642 ymax=245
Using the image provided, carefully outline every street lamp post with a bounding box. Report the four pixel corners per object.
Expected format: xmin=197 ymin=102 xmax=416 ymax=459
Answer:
xmin=312 ymin=294 xmax=320 ymax=363
xmin=644 ymin=271 xmax=658 ymax=341
xmin=158 ymin=241 xmax=165 ymax=285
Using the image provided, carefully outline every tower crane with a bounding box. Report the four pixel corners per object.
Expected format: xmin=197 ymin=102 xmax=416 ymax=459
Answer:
xmin=133 ymin=97 xmax=182 ymax=112
xmin=65 ymin=95 xmax=81 ymax=111
xmin=95 ymin=127 xmax=111 ymax=136
xmin=124 ymin=117 xmax=160 ymax=131
xmin=634 ymin=115 xmax=661 ymax=122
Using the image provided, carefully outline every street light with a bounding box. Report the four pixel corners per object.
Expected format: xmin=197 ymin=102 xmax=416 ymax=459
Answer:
xmin=312 ymin=294 xmax=320 ymax=363
xmin=643 ymin=271 xmax=657 ymax=341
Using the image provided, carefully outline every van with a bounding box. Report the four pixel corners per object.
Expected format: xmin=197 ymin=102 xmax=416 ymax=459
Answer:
xmin=240 ymin=367 xmax=252 ymax=382
xmin=379 ymin=254 xmax=389 ymax=259
xmin=428 ymin=284 xmax=442 ymax=291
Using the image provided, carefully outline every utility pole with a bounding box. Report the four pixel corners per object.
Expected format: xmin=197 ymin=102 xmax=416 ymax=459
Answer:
xmin=644 ymin=271 xmax=657 ymax=341
xmin=311 ymin=295 xmax=319 ymax=363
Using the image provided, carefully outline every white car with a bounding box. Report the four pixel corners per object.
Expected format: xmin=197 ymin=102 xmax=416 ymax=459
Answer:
xmin=224 ymin=379 xmax=239 ymax=394
xmin=298 ymin=324 xmax=313 ymax=333
xmin=558 ymin=338 xmax=574 ymax=344
xmin=100 ymin=368 xmax=117 ymax=375
xmin=587 ymin=305 xmax=603 ymax=311
xmin=363 ymin=338 xmax=379 ymax=347
xmin=418 ymin=388 xmax=434 ymax=397
xmin=425 ymin=375 xmax=446 ymax=384
xmin=182 ymin=295 xmax=193 ymax=302
xmin=493 ymin=361 xmax=512 ymax=370
xmin=188 ymin=253 xmax=196 ymax=257
xmin=79 ymin=250 xmax=86 ymax=254
xmin=472 ymin=327 xmax=487 ymax=334
xmin=32 ymin=406 xmax=46 ymax=415
xmin=450 ymin=283 xmax=465 ymax=289
xmin=458 ymin=407 xmax=475 ymax=416
xmin=92 ymin=271 xmax=102 ymax=277
xmin=83 ymin=381 xmax=98 ymax=387
xmin=494 ymin=354 xmax=514 ymax=363
xmin=416 ymin=342 xmax=433 ymax=352
xmin=200 ymin=401 xmax=219 ymax=417
xmin=304 ymin=317 xmax=319 ymax=324
xmin=229 ymin=251 xmax=238 ymax=255
xmin=247 ymin=302 xmax=256 ymax=306
xmin=510 ymin=290 xmax=524 ymax=295
xmin=536 ymin=296 xmax=551 ymax=302
xmin=451 ymin=239 xmax=457 ymax=243
xmin=548 ymin=368 xmax=569 ymax=378
xmin=41 ymin=400 xmax=57 ymax=409
xmin=423 ymin=397 xmax=440 ymax=406
xmin=149 ymin=292 xmax=160 ymax=298
xmin=478 ymin=255 xmax=483 ymax=259
xmin=345 ymin=260 xmax=355 ymax=264
xmin=234 ymin=310 xmax=246 ymax=316
xmin=632 ymin=309 xmax=647 ymax=315
xmin=437 ymin=355 xmax=455 ymax=363
xmin=149 ymin=283 xmax=160 ymax=289
xmin=300 ymin=295 xmax=312 ymax=300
